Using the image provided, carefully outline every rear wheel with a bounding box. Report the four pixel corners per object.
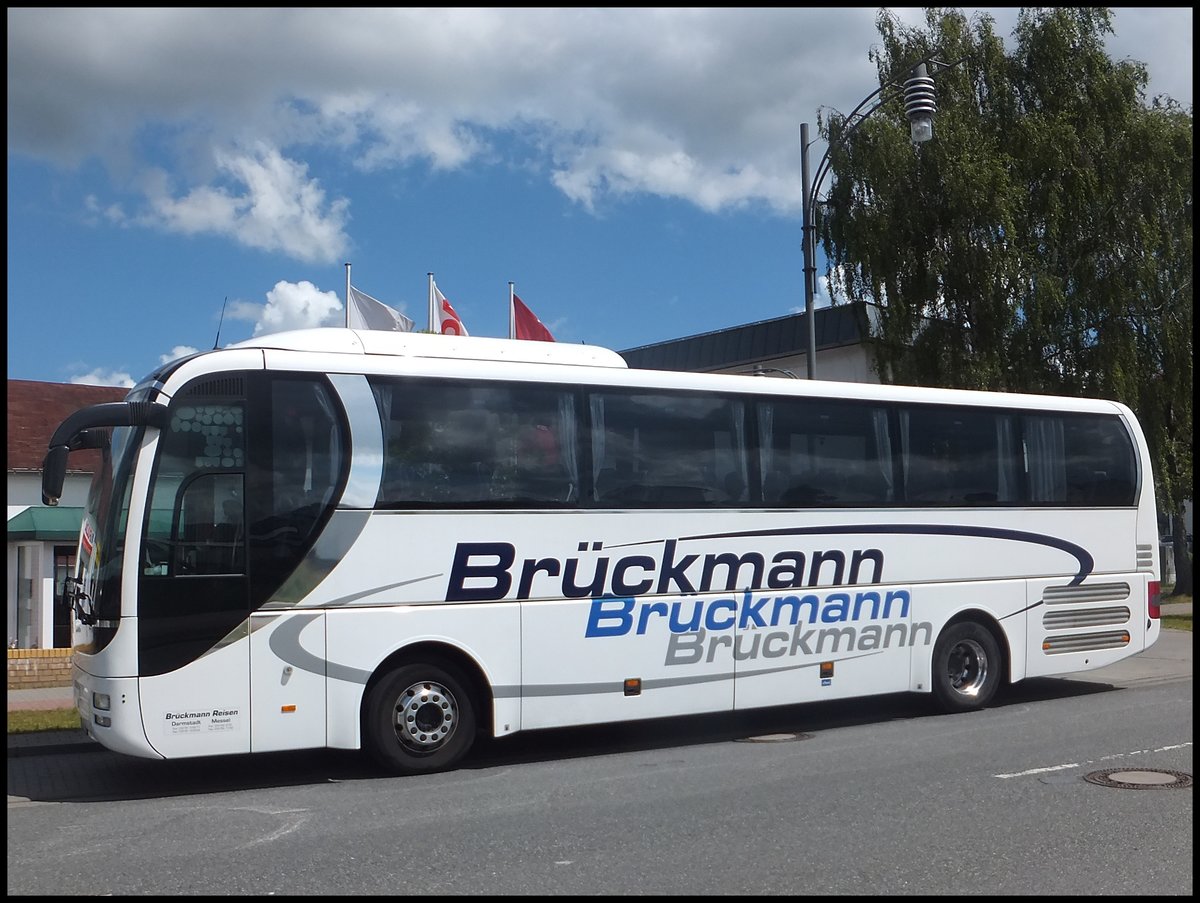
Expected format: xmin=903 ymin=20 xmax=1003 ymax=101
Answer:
xmin=931 ymin=621 xmax=1002 ymax=713
xmin=365 ymin=661 xmax=477 ymax=774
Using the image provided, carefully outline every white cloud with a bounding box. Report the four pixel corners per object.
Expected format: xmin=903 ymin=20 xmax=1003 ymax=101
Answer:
xmin=159 ymin=345 xmax=200 ymax=365
xmin=137 ymin=144 xmax=351 ymax=263
xmin=787 ymin=272 xmax=840 ymax=313
xmin=70 ymin=369 xmax=136 ymax=388
xmin=83 ymin=194 xmax=127 ymax=224
xmin=7 ymin=8 xmax=1191 ymax=255
xmin=229 ymin=279 xmax=344 ymax=336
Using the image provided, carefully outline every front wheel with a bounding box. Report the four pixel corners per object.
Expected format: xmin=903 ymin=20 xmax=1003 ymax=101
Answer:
xmin=931 ymin=621 xmax=1002 ymax=713
xmin=365 ymin=661 xmax=477 ymax=775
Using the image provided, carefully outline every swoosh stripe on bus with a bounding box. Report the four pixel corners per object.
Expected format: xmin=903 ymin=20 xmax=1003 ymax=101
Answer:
xmin=609 ymin=524 xmax=1095 ymax=586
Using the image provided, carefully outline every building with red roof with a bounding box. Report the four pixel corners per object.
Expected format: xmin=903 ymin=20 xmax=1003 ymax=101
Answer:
xmin=8 ymin=379 xmax=128 ymax=648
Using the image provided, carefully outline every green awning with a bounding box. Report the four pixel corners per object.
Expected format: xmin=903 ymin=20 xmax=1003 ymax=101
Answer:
xmin=7 ymin=506 xmax=85 ymax=542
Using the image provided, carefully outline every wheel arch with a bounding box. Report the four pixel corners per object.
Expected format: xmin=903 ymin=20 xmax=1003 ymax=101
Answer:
xmin=931 ymin=608 xmax=1013 ymax=688
xmin=360 ymin=640 xmax=495 ymax=739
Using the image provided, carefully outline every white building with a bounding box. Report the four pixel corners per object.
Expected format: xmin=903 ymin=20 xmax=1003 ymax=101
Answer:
xmin=620 ymin=302 xmax=880 ymax=382
xmin=7 ymin=379 xmax=126 ymax=648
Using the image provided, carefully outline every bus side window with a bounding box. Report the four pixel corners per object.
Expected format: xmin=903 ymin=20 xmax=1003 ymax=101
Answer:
xmin=1025 ymin=413 xmax=1135 ymax=506
xmin=590 ymin=390 xmax=745 ymax=508
xmin=900 ymin=406 xmax=1015 ymax=506
xmin=248 ymin=377 xmax=345 ymax=601
xmin=504 ymin=417 xmax=573 ymax=504
xmin=372 ymin=378 xmax=580 ymax=509
xmin=721 ymin=471 xmax=746 ymax=504
xmin=758 ymin=398 xmax=893 ymax=508
xmin=439 ymin=408 xmax=495 ymax=503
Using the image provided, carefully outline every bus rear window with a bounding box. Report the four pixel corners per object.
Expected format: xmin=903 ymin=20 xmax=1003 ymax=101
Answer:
xmin=1024 ymin=414 xmax=1136 ymax=506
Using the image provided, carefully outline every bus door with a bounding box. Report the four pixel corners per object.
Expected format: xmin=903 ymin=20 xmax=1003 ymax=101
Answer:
xmin=139 ymin=463 xmax=252 ymax=759
xmin=136 ymin=372 xmax=345 ymax=757
xmin=246 ymin=374 xmax=348 ymax=752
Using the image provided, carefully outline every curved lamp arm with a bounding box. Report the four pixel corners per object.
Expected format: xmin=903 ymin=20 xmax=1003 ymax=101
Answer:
xmin=799 ymin=54 xmax=963 ymax=379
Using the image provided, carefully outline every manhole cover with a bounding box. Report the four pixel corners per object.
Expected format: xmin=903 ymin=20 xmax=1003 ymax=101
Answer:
xmin=736 ymin=732 xmax=812 ymax=743
xmin=1083 ymin=768 xmax=1192 ymax=790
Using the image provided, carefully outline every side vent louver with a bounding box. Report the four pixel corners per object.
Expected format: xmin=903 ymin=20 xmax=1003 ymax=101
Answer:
xmin=1043 ymin=583 xmax=1130 ymax=605
xmin=188 ymin=376 xmax=245 ymax=399
xmin=1136 ymin=544 xmax=1155 ymax=571
xmin=1040 ymin=583 xmax=1133 ymax=654
xmin=1043 ymin=606 xmax=1131 ymax=629
xmin=1042 ymin=630 xmax=1130 ymax=654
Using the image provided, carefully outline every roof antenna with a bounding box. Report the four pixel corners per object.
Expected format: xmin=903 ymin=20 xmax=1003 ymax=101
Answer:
xmin=214 ymin=296 xmax=229 ymax=349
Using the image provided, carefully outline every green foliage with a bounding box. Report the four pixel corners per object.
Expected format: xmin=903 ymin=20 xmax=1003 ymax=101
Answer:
xmin=7 ymin=707 xmax=82 ymax=734
xmin=1160 ymin=591 xmax=1192 ymax=633
xmin=821 ymin=7 xmax=1192 ymax=587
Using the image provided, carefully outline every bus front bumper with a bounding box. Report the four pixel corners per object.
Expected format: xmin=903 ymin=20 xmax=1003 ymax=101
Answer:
xmin=73 ymin=664 xmax=163 ymax=760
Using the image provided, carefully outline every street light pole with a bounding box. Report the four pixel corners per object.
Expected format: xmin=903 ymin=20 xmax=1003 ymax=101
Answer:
xmin=800 ymin=122 xmax=817 ymax=379
xmin=800 ymin=60 xmax=943 ymax=380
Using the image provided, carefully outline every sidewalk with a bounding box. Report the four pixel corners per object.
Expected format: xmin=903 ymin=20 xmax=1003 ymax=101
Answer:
xmin=7 ymin=684 xmax=74 ymax=712
xmin=6 ymin=685 xmax=88 ymax=757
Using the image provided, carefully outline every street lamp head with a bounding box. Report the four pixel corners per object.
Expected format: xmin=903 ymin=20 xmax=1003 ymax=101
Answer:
xmin=908 ymin=115 xmax=934 ymax=144
xmin=904 ymin=62 xmax=937 ymax=144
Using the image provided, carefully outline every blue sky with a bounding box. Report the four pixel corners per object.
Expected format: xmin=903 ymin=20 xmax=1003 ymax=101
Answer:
xmin=7 ymin=8 xmax=1193 ymax=387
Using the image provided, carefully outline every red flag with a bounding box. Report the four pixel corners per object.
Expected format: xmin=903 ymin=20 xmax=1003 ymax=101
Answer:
xmin=433 ymin=284 xmax=469 ymax=336
xmin=512 ymin=293 xmax=555 ymax=342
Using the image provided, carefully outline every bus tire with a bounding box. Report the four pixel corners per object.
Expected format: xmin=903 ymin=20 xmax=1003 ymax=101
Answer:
xmin=365 ymin=661 xmax=477 ymax=775
xmin=931 ymin=621 xmax=1001 ymax=713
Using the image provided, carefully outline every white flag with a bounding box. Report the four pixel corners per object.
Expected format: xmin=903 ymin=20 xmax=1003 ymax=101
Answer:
xmin=432 ymin=283 xmax=469 ymax=336
xmin=348 ymin=285 xmax=414 ymax=332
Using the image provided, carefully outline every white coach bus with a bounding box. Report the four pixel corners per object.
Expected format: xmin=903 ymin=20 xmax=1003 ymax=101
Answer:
xmin=41 ymin=328 xmax=1162 ymax=774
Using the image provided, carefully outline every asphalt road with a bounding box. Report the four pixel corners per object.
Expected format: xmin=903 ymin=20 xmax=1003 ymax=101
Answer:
xmin=6 ymin=630 xmax=1192 ymax=896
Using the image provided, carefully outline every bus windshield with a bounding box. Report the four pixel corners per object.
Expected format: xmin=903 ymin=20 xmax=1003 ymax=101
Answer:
xmin=75 ymin=417 xmax=144 ymax=651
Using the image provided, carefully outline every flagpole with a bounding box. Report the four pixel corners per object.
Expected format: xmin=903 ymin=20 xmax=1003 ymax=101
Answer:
xmin=344 ymin=262 xmax=351 ymax=328
xmin=428 ymin=272 xmax=435 ymax=333
xmin=509 ymin=282 xmax=516 ymax=339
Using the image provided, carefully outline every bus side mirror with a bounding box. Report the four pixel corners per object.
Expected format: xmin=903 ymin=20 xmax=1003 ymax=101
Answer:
xmin=40 ymin=401 xmax=166 ymax=506
xmin=41 ymin=429 xmax=110 ymax=506
xmin=42 ymin=445 xmax=69 ymax=506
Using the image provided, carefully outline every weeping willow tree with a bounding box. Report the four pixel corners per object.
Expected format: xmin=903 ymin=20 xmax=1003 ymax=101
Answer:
xmin=820 ymin=8 xmax=1192 ymax=593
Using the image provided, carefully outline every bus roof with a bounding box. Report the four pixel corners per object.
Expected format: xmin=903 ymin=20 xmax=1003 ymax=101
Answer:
xmin=219 ymin=328 xmax=1126 ymax=417
xmin=228 ymin=328 xmax=629 ymax=369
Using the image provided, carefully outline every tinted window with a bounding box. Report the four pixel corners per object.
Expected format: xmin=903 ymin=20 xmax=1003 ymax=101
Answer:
xmin=900 ymin=406 xmax=1019 ymax=506
xmin=758 ymin=399 xmax=894 ymax=506
xmin=373 ymin=378 xmax=579 ymax=507
xmin=144 ymin=386 xmax=247 ymax=577
xmin=139 ymin=376 xmax=251 ymax=675
xmin=1024 ymin=414 xmax=1136 ymax=506
xmin=247 ymin=377 xmax=346 ymax=599
xmin=590 ymin=391 xmax=747 ymax=507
